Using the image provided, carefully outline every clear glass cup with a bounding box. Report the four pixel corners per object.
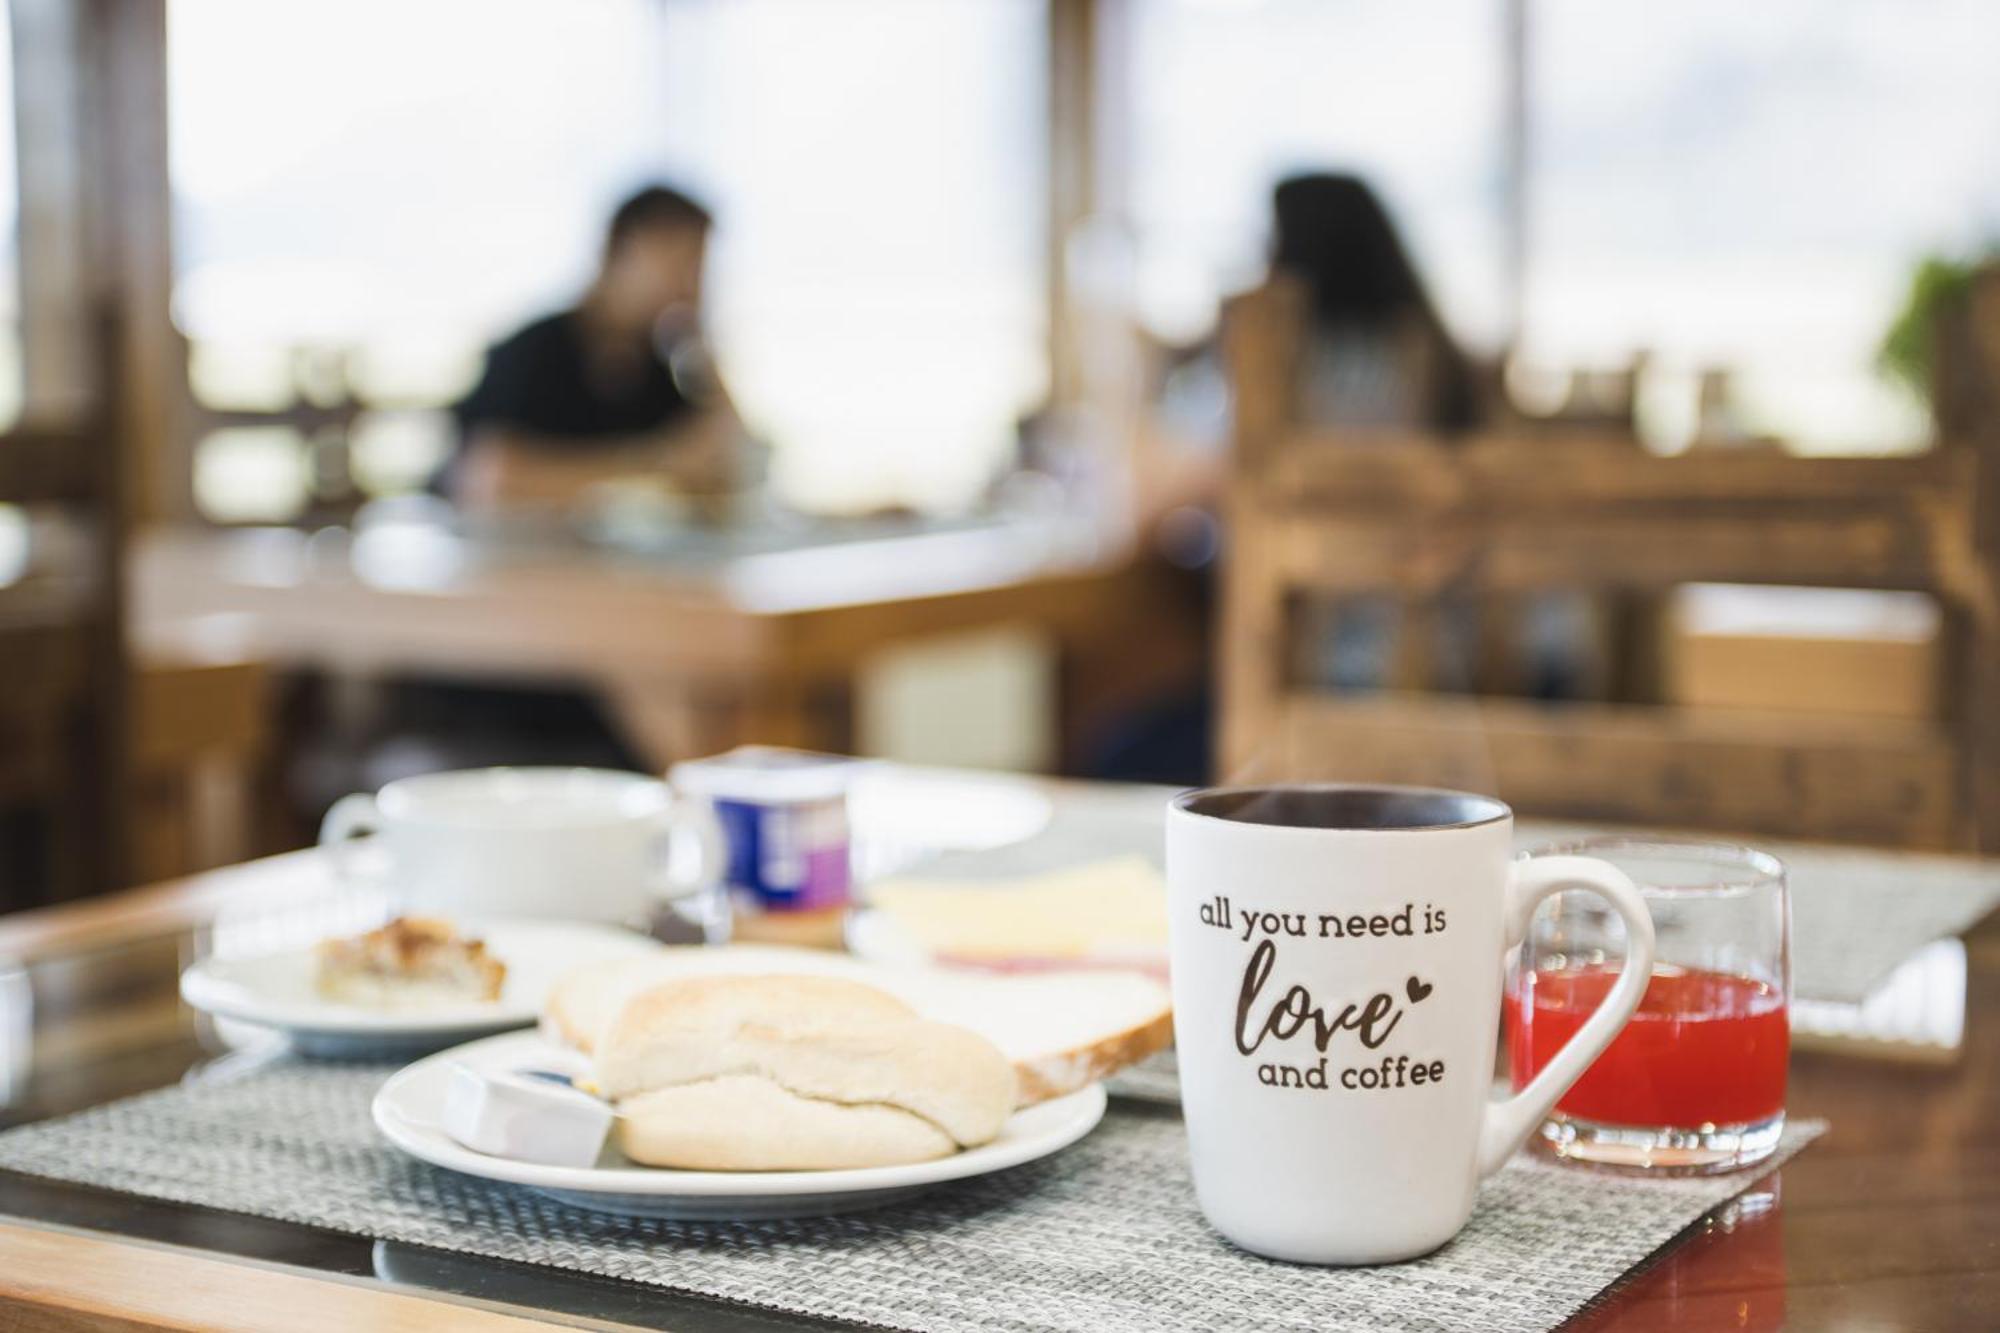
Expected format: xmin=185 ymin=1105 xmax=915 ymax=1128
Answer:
xmin=1508 ymin=837 xmax=1790 ymax=1173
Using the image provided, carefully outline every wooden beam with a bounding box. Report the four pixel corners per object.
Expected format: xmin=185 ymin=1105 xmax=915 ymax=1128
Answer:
xmin=1218 ymin=280 xmax=1313 ymax=778
xmin=1222 ymin=277 xmax=1309 ymax=475
xmin=7 ymin=0 xmax=150 ymax=896
xmin=1272 ymin=695 xmax=1960 ymax=850
xmin=10 ymin=0 xmax=103 ymax=427
xmin=1946 ymin=268 xmax=2000 ymax=852
xmin=99 ymin=0 xmax=191 ymax=525
xmin=1257 ymin=435 xmax=1969 ymax=511
xmin=8 ymin=0 xmax=183 ymax=516
xmin=1266 ymin=508 xmax=1947 ymax=595
xmin=1046 ymin=0 xmax=1095 ymax=408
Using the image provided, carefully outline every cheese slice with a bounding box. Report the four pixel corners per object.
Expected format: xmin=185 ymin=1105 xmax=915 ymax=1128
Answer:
xmin=864 ymin=856 xmax=1168 ymax=961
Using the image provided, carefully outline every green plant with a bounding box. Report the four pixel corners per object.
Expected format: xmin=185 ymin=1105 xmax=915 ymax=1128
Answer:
xmin=1879 ymin=250 xmax=1996 ymax=400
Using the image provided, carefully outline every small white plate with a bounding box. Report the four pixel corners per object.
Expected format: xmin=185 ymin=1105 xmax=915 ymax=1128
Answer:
xmin=180 ymin=921 xmax=663 ymax=1058
xmin=373 ymin=1030 xmax=1108 ymax=1219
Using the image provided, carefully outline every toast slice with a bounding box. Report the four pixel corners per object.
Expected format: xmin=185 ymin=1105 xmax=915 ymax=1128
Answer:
xmin=545 ymin=945 xmax=1171 ymax=1107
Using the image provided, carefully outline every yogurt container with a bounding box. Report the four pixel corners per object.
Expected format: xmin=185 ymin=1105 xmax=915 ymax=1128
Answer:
xmin=669 ymin=747 xmax=859 ymax=914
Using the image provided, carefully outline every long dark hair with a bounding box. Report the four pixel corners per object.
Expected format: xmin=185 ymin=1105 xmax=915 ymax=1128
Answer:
xmin=1270 ymin=173 xmax=1477 ymax=429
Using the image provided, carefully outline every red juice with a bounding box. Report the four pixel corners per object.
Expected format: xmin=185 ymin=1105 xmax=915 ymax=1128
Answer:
xmin=1508 ymin=964 xmax=1788 ymax=1129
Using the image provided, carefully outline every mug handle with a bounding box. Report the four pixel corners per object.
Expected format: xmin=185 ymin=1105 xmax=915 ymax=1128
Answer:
xmin=647 ymin=799 xmax=728 ymax=903
xmin=1476 ymin=854 xmax=1657 ymax=1177
xmin=319 ymin=793 xmax=388 ymax=888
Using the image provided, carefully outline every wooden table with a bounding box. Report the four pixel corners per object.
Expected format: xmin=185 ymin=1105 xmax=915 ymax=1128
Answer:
xmin=1 ymin=785 xmax=1996 ymax=1329
xmin=131 ymin=518 xmax=1189 ymax=772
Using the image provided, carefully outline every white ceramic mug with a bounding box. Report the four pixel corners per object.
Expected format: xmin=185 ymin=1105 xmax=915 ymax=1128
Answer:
xmin=319 ymin=767 xmax=724 ymax=925
xmin=1166 ymin=785 xmax=1656 ymax=1265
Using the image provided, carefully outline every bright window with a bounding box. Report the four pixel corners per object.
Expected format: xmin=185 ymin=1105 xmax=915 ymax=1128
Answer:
xmin=1124 ymin=0 xmax=2000 ymax=456
xmin=1525 ymin=0 xmax=2000 ymax=453
xmin=0 ymin=0 xmax=20 ymax=434
xmin=653 ymin=0 xmax=1048 ymax=512
xmin=168 ymin=0 xmax=1046 ymax=519
xmin=1124 ymin=0 xmax=1506 ymax=348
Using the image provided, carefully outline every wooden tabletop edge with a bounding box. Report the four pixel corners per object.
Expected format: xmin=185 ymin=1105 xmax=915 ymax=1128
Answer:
xmin=0 ymin=1218 xmax=636 ymax=1332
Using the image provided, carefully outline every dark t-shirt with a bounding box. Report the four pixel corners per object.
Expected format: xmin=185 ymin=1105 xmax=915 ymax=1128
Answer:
xmin=452 ymin=312 xmax=696 ymax=448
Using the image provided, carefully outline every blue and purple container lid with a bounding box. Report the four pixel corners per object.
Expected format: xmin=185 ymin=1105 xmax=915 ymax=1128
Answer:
xmin=670 ymin=747 xmax=861 ymax=914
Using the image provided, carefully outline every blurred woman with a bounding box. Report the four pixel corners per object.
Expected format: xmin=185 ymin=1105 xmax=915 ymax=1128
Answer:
xmin=1268 ymin=171 xmax=1479 ymax=432
xmin=1095 ymin=173 xmax=1484 ymax=784
xmin=1145 ymin=172 xmax=1481 ymax=520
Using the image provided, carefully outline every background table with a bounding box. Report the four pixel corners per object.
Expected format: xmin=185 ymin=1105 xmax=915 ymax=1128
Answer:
xmin=133 ymin=518 xmax=1198 ymax=772
xmin=0 ymin=775 xmax=1996 ymax=1330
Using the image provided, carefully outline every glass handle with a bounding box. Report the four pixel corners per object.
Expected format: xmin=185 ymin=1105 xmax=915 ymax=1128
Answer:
xmin=1477 ymin=855 xmax=1656 ymax=1177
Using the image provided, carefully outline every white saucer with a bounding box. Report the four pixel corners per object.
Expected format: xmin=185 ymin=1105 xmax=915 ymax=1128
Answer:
xmin=372 ymin=1030 xmax=1108 ymax=1219
xmin=180 ymin=920 xmax=663 ymax=1058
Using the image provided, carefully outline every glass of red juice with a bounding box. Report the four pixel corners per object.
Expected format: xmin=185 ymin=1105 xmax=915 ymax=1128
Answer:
xmin=1508 ymin=838 xmax=1789 ymax=1173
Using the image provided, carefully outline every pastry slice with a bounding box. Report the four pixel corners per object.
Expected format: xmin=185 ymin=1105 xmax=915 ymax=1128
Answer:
xmin=315 ymin=916 xmax=506 ymax=1009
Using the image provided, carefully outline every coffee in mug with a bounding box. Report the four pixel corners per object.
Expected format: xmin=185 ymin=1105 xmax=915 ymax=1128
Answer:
xmin=1166 ymin=785 xmax=1655 ymax=1265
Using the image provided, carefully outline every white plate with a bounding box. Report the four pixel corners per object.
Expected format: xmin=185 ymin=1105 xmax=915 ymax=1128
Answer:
xmin=180 ymin=921 xmax=663 ymax=1058
xmin=373 ymin=1030 xmax=1108 ymax=1219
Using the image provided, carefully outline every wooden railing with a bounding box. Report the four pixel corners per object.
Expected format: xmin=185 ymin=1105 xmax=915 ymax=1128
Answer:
xmin=1219 ymin=269 xmax=2000 ymax=851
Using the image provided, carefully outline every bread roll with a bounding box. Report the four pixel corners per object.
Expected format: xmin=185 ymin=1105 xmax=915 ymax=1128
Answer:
xmin=596 ymin=974 xmax=1016 ymax=1171
xmin=617 ymin=1076 xmax=955 ymax=1171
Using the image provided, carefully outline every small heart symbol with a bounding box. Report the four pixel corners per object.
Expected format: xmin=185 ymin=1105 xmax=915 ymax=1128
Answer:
xmin=1406 ymin=976 xmax=1433 ymax=1003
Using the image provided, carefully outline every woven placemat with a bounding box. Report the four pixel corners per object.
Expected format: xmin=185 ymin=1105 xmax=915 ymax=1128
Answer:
xmin=0 ymin=1061 xmax=1820 ymax=1333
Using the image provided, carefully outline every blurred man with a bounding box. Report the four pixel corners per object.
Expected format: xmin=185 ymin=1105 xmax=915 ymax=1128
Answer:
xmin=448 ymin=184 xmax=739 ymax=511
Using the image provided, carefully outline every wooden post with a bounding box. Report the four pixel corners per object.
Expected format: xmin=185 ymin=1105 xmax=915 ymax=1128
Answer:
xmin=1944 ymin=267 xmax=2000 ymax=851
xmin=1218 ymin=280 xmax=1309 ymax=777
xmin=4 ymin=0 xmax=183 ymax=893
xmin=1221 ymin=278 xmax=1308 ymax=477
xmin=12 ymin=0 xmax=184 ymax=522
xmin=100 ymin=1 xmax=189 ymax=526
xmin=11 ymin=0 xmax=102 ymax=430
xmin=1046 ymin=0 xmax=1097 ymax=411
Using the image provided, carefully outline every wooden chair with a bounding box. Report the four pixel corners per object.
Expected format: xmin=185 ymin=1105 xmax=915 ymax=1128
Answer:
xmin=129 ymin=655 xmax=270 ymax=884
xmin=1218 ymin=270 xmax=2000 ymax=851
xmin=0 ymin=426 xmax=127 ymax=909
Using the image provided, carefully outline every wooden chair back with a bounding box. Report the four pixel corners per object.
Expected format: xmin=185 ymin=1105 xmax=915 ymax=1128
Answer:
xmin=1219 ymin=270 xmax=2000 ymax=851
xmin=129 ymin=655 xmax=270 ymax=884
